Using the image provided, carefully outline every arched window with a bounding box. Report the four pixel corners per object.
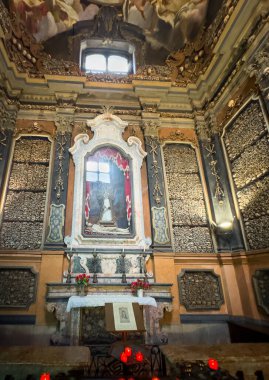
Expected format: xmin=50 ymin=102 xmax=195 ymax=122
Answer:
xmin=80 ymin=40 xmax=135 ymax=75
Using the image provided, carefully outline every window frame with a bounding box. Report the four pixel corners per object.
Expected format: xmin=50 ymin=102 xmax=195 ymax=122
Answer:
xmin=81 ymin=47 xmax=133 ymax=75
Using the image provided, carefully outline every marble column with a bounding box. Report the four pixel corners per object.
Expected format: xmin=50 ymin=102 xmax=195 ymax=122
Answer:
xmin=142 ymin=116 xmax=172 ymax=251
xmin=196 ymin=112 xmax=245 ymax=252
xmin=45 ymin=113 xmax=73 ymax=247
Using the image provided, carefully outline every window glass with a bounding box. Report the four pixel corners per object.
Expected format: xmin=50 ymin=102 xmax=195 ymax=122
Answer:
xmin=86 ymin=171 xmax=98 ymax=182
xmin=85 ymin=54 xmax=106 ymax=72
xmin=99 ymin=172 xmax=110 ymax=183
xmin=108 ymin=55 xmax=129 ymax=74
xmin=99 ymin=162 xmax=110 ymax=173
xmin=86 ymin=160 xmax=98 ymax=171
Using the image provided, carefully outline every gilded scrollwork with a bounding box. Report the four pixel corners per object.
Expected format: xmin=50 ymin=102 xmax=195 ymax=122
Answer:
xmin=163 ymin=144 xmax=213 ymax=252
xmin=166 ymin=0 xmax=239 ymax=86
xmin=159 ymin=129 xmax=197 ymax=147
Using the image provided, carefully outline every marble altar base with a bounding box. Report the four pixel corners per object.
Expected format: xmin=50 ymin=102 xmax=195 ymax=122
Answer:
xmin=46 ymin=283 xmax=173 ymax=346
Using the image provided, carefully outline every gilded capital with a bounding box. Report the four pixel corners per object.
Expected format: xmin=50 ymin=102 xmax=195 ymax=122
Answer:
xmin=141 ymin=120 xmax=160 ymax=138
xmin=54 ymin=115 xmax=74 ymax=134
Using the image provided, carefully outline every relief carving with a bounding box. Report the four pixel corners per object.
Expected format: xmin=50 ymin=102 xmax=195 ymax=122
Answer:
xmin=178 ymin=269 xmax=224 ymax=310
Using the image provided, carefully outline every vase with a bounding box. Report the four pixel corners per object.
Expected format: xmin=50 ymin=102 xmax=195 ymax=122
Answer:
xmin=77 ymin=286 xmax=88 ymax=296
xmin=137 ymin=289 xmax=144 ymax=297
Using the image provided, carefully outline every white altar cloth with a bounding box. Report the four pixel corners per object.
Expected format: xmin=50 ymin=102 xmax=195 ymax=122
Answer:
xmin=66 ymin=295 xmax=157 ymax=312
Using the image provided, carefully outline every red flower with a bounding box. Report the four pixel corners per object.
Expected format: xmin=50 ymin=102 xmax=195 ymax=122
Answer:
xmin=130 ymin=279 xmax=150 ymax=291
xmin=75 ymin=273 xmax=90 ymax=286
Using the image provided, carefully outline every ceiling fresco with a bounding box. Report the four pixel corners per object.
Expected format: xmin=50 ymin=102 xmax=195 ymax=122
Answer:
xmin=8 ymin=0 xmax=223 ymax=54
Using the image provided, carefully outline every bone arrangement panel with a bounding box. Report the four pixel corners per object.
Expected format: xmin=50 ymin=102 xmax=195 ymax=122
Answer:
xmin=163 ymin=144 xmax=213 ymax=253
xmin=0 ymin=136 xmax=51 ymax=249
xmin=178 ymin=270 xmax=224 ymax=310
xmin=223 ymin=99 xmax=269 ymax=249
xmin=0 ymin=267 xmax=37 ymax=308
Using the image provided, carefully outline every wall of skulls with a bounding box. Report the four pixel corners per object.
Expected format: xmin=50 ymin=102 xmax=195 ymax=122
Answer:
xmin=0 ymin=267 xmax=37 ymax=308
xmin=0 ymin=136 xmax=51 ymax=249
xmin=163 ymin=144 xmax=213 ymax=253
xmin=223 ymin=99 xmax=269 ymax=249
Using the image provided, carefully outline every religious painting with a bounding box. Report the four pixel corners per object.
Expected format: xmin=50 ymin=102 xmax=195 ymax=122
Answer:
xmin=83 ymin=146 xmax=133 ymax=237
xmin=112 ymin=302 xmax=137 ymax=331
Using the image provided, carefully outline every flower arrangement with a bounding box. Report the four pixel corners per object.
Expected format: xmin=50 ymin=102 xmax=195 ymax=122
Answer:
xmin=130 ymin=278 xmax=150 ymax=292
xmin=75 ymin=273 xmax=90 ymax=286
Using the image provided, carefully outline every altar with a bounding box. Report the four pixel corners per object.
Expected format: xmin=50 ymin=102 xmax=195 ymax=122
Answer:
xmin=46 ymin=283 xmax=173 ymax=346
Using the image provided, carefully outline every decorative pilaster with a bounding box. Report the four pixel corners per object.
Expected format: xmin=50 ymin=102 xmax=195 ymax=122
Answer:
xmin=0 ymin=100 xmax=17 ymax=197
xmin=142 ymin=117 xmax=171 ymax=250
xmin=45 ymin=113 xmax=73 ymax=247
xmin=196 ymin=110 xmax=245 ymax=252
